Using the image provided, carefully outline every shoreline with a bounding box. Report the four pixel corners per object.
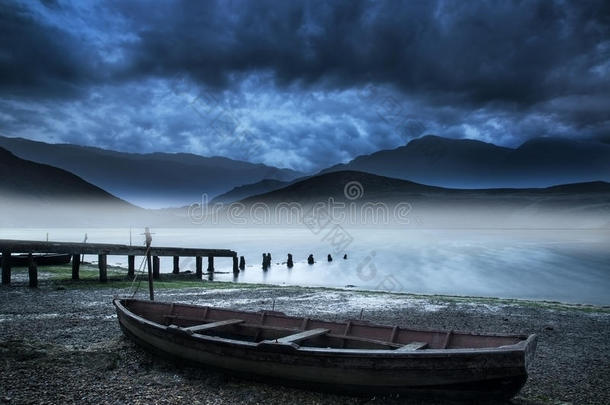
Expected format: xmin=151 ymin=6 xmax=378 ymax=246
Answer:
xmin=1 ymin=269 xmax=609 ymax=404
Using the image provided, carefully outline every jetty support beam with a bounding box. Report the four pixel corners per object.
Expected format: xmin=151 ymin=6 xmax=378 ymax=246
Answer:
xmin=195 ymin=256 xmax=202 ymax=278
xmin=153 ymin=256 xmax=160 ymax=279
xmin=127 ymin=255 xmax=135 ymax=279
xmin=233 ymin=255 xmax=239 ymax=274
xmin=207 ymin=256 xmax=214 ymax=273
xmin=1 ymin=251 xmax=11 ymax=285
xmin=71 ymin=254 xmax=80 ymax=280
xmin=28 ymin=254 xmax=38 ymax=288
xmin=98 ymin=254 xmax=107 ymax=282
xmin=173 ymin=256 xmax=180 ymax=274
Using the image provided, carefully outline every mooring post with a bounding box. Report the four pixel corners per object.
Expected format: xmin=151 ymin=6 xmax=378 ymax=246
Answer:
xmin=153 ymin=256 xmax=160 ymax=279
xmin=127 ymin=255 xmax=135 ymax=279
xmin=28 ymin=253 xmax=38 ymax=288
xmin=207 ymin=256 xmax=214 ymax=273
xmin=232 ymin=255 xmax=239 ymax=274
xmin=173 ymin=256 xmax=180 ymax=274
xmin=239 ymin=256 xmax=245 ymax=270
xmin=144 ymin=227 xmax=154 ymax=300
xmin=71 ymin=254 xmax=80 ymax=280
xmin=98 ymin=254 xmax=107 ymax=283
xmin=195 ymin=256 xmax=202 ymax=278
xmin=1 ymin=251 xmax=11 ymax=285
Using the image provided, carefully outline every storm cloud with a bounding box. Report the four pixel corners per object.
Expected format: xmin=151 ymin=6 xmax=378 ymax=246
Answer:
xmin=0 ymin=0 xmax=609 ymax=171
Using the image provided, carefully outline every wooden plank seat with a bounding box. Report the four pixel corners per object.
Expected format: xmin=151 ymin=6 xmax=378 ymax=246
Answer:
xmin=395 ymin=341 xmax=428 ymax=351
xmin=170 ymin=319 xmax=244 ymax=335
xmin=276 ymin=328 xmax=330 ymax=344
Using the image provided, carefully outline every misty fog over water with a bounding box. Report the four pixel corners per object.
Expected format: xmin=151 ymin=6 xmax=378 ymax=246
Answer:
xmin=2 ymin=227 xmax=608 ymax=306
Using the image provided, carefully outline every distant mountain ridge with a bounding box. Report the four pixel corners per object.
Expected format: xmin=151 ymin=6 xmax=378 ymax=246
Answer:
xmin=0 ymin=135 xmax=304 ymax=208
xmin=320 ymin=135 xmax=610 ymax=189
xmin=235 ymin=170 xmax=610 ymax=228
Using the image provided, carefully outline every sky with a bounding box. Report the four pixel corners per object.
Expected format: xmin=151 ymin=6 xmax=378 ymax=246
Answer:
xmin=0 ymin=0 xmax=609 ymax=172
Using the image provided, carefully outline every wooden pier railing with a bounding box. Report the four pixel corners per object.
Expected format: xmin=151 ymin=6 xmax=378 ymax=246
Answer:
xmin=0 ymin=239 xmax=238 ymax=287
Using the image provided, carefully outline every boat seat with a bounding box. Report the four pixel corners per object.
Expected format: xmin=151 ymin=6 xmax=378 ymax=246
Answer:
xmin=178 ymin=319 xmax=245 ymax=335
xmin=395 ymin=341 xmax=428 ymax=351
xmin=276 ymin=328 xmax=330 ymax=344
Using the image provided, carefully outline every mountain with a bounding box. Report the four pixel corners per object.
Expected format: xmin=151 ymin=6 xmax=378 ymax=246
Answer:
xmin=0 ymin=136 xmax=304 ymax=208
xmin=210 ymin=179 xmax=291 ymax=204
xmin=233 ymin=170 xmax=610 ymax=228
xmin=320 ymin=135 xmax=610 ymax=188
xmin=0 ymin=147 xmax=154 ymax=226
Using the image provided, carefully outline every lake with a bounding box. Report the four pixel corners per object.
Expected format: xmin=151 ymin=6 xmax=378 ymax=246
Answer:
xmin=1 ymin=227 xmax=608 ymax=305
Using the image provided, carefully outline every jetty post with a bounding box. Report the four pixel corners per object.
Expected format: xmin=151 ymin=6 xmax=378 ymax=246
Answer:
xmin=27 ymin=253 xmax=37 ymax=288
xmin=127 ymin=255 xmax=135 ymax=280
xmin=145 ymin=227 xmax=154 ymax=301
xmin=195 ymin=256 xmax=202 ymax=278
xmin=173 ymin=256 xmax=180 ymax=274
xmin=152 ymin=256 xmax=160 ymax=279
xmin=98 ymin=254 xmax=107 ymax=282
xmin=207 ymin=256 xmax=214 ymax=273
xmin=1 ymin=250 xmax=11 ymax=285
xmin=71 ymin=254 xmax=80 ymax=280
xmin=232 ymin=255 xmax=239 ymax=275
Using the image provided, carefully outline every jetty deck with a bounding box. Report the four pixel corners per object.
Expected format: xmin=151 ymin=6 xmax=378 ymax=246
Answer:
xmin=0 ymin=239 xmax=238 ymax=287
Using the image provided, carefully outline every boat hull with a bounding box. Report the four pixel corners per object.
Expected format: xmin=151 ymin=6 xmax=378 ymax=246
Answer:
xmin=114 ymin=299 xmax=535 ymax=399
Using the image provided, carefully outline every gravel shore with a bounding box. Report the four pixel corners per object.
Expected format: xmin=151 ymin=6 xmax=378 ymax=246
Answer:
xmin=1 ymin=275 xmax=608 ymax=405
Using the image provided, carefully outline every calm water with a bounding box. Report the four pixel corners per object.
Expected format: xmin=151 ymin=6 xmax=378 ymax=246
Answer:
xmin=2 ymin=227 xmax=609 ymax=305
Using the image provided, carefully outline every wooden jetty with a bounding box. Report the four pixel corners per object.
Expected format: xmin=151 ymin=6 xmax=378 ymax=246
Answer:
xmin=0 ymin=239 xmax=238 ymax=288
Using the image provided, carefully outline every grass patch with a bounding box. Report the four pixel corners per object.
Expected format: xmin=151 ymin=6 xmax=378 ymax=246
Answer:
xmin=6 ymin=264 xmax=608 ymax=313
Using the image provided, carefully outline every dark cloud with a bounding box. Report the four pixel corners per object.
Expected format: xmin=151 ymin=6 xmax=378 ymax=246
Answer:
xmin=0 ymin=0 xmax=608 ymax=171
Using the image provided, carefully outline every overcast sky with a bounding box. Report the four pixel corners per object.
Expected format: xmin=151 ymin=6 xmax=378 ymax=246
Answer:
xmin=1 ymin=0 xmax=609 ymax=172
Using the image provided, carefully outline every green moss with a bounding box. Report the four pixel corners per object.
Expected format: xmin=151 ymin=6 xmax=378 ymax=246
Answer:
xmin=10 ymin=264 xmax=608 ymax=313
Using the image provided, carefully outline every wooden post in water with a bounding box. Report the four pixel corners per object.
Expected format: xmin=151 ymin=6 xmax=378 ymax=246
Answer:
xmin=98 ymin=254 xmax=107 ymax=282
xmin=232 ymin=255 xmax=239 ymax=275
xmin=71 ymin=254 xmax=80 ymax=280
xmin=173 ymin=256 xmax=180 ymax=274
xmin=1 ymin=251 xmax=11 ymax=285
xmin=153 ymin=256 xmax=160 ymax=279
xmin=127 ymin=255 xmax=135 ymax=279
xmin=145 ymin=227 xmax=154 ymax=301
xmin=28 ymin=253 xmax=38 ymax=288
xmin=239 ymin=256 xmax=245 ymax=270
xmin=195 ymin=256 xmax=202 ymax=278
xmin=207 ymin=256 xmax=214 ymax=273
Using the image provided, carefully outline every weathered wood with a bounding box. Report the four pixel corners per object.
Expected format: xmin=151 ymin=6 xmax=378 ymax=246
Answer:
xmin=115 ymin=298 xmax=536 ymax=399
xmin=173 ymin=256 xmax=180 ymax=274
xmin=232 ymin=256 xmax=239 ymax=274
xmin=71 ymin=254 xmax=80 ymax=280
xmin=276 ymin=328 xmax=329 ymax=344
xmin=207 ymin=256 xmax=214 ymax=272
xmin=0 ymin=239 xmax=236 ymax=258
xmin=182 ymin=319 xmax=244 ymax=334
xmin=98 ymin=254 xmax=107 ymax=282
xmin=28 ymin=254 xmax=38 ymax=288
xmin=153 ymin=256 xmax=160 ymax=279
xmin=146 ymin=252 xmax=154 ymax=301
xmin=395 ymin=342 xmax=428 ymax=351
xmin=127 ymin=255 xmax=135 ymax=279
xmin=195 ymin=256 xmax=202 ymax=278
xmin=1 ymin=251 xmax=11 ymax=285
xmin=239 ymin=256 xmax=245 ymax=270
xmin=443 ymin=330 xmax=453 ymax=349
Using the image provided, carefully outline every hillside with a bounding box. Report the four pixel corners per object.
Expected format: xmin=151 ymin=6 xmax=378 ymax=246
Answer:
xmin=0 ymin=136 xmax=304 ymax=208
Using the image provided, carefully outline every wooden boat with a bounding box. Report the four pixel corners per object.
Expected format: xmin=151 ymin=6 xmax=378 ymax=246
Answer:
xmin=0 ymin=253 xmax=71 ymax=266
xmin=114 ymin=298 xmax=537 ymax=400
